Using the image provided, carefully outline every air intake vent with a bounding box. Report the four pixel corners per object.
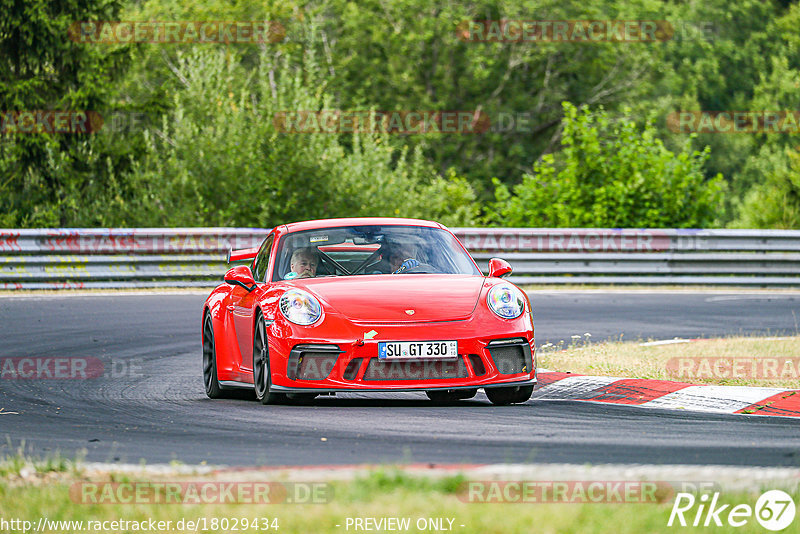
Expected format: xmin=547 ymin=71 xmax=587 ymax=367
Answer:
xmin=296 ymin=353 xmax=338 ymax=380
xmin=342 ymin=358 xmax=362 ymax=380
xmin=287 ymin=345 xmax=342 ymax=381
xmin=363 ymin=358 xmax=468 ymax=381
xmin=467 ymin=354 xmax=486 ymax=376
xmin=488 ymin=341 xmax=532 ymax=375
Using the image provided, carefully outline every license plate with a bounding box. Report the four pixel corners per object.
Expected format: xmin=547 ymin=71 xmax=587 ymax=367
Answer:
xmin=378 ymin=341 xmax=458 ymax=360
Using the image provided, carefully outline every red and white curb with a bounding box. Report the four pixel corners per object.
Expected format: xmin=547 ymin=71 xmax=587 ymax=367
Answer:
xmin=533 ymin=371 xmax=800 ymax=418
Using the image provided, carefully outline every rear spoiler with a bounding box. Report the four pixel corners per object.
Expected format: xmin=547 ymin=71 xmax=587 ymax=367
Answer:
xmin=227 ymin=247 xmax=259 ymax=263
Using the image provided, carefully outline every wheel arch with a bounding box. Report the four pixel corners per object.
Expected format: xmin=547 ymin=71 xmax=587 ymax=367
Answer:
xmin=253 ymin=304 xmax=264 ymax=330
xmin=252 ymin=304 xmax=272 ymax=368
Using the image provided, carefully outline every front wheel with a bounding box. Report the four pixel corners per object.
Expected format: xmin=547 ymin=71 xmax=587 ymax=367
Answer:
xmin=485 ymin=385 xmax=533 ymax=405
xmin=202 ymin=313 xmax=225 ymax=399
xmin=253 ymin=314 xmax=286 ymax=405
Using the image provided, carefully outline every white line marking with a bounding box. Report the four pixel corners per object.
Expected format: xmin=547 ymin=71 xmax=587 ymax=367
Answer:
xmin=639 ymin=339 xmax=694 ymax=346
xmin=642 ymin=385 xmax=788 ymax=413
xmin=705 ymin=295 xmax=798 ymax=302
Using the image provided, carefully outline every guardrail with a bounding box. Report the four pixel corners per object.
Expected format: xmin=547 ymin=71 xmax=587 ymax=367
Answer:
xmin=0 ymin=229 xmax=268 ymax=290
xmin=2 ymin=228 xmax=800 ymax=289
xmin=455 ymin=228 xmax=800 ymax=286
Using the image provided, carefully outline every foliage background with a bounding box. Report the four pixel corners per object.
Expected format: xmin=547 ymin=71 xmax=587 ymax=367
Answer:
xmin=1 ymin=0 xmax=798 ymax=228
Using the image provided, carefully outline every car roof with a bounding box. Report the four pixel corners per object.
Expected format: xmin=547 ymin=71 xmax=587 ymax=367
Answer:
xmin=283 ymin=217 xmax=444 ymax=233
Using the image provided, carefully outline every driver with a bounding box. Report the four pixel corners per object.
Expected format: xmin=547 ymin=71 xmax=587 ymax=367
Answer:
xmin=289 ymin=247 xmax=319 ymax=279
xmin=387 ymin=243 xmax=418 ymax=272
xmin=374 ymin=242 xmax=418 ymax=273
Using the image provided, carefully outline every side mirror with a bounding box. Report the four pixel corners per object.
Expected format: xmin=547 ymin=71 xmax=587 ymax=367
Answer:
xmin=224 ymin=265 xmax=257 ymax=292
xmin=488 ymin=258 xmax=513 ymax=279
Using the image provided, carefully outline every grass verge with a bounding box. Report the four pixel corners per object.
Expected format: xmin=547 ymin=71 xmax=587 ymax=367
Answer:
xmin=1 ymin=466 xmax=797 ymax=534
xmin=538 ymin=335 xmax=800 ymax=388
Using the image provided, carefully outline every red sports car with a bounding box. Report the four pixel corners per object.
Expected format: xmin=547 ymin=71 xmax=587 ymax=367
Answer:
xmin=202 ymin=218 xmax=535 ymax=405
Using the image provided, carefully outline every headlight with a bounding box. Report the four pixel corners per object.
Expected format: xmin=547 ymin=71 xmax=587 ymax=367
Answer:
xmin=279 ymin=289 xmax=323 ymax=325
xmin=487 ymin=283 xmax=525 ymax=319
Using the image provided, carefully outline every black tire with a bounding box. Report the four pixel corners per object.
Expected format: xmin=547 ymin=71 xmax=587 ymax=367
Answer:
xmin=253 ymin=313 xmax=286 ymax=405
xmin=485 ymin=385 xmax=534 ymax=406
xmin=426 ymin=388 xmax=478 ymax=402
xmin=202 ymin=312 xmax=224 ymax=399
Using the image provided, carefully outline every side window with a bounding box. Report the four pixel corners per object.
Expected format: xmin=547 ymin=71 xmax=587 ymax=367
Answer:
xmin=253 ymin=234 xmax=274 ymax=282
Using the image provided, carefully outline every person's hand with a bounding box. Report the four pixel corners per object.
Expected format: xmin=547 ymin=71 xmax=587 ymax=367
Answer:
xmin=393 ymin=258 xmax=419 ymax=274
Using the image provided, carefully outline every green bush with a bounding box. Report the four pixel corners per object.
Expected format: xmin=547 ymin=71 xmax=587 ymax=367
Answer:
xmin=733 ymin=148 xmax=800 ymax=228
xmin=487 ymin=102 xmax=725 ymax=228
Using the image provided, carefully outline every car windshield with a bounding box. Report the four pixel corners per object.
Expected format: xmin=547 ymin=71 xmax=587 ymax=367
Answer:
xmin=272 ymin=225 xmax=480 ymax=281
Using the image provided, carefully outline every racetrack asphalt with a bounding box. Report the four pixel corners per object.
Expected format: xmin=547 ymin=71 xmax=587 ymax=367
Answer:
xmin=1 ymin=291 xmax=799 ymax=467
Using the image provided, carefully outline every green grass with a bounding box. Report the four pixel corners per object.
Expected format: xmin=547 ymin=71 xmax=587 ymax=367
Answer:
xmin=0 ymin=440 xmax=82 ymax=478
xmin=1 ymin=467 xmax=797 ymax=534
xmin=538 ymin=335 xmax=800 ymax=388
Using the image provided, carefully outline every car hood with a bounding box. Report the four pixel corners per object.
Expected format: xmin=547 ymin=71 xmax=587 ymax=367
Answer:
xmin=298 ymin=275 xmax=484 ymax=322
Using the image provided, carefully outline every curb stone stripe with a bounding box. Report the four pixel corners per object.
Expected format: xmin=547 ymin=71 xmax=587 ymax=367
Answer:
xmin=642 ymin=385 xmax=788 ymax=414
xmin=574 ymin=378 xmax=696 ymax=405
xmin=735 ymin=390 xmax=800 ymax=416
xmin=532 ymin=375 xmax=620 ymax=400
xmin=534 ymin=371 xmax=800 ymax=418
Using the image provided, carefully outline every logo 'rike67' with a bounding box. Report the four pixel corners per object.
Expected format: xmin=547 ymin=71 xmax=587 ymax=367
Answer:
xmin=668 ymin=490 xmax=796 ymax=531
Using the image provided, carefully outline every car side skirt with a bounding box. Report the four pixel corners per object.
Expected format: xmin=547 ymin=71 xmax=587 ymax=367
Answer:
xmin=219 ymin=380 xmax=255 ymax=389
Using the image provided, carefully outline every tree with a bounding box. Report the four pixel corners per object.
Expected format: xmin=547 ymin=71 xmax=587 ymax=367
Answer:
xmin=312 ymin=0 xmax=664 ymax=197
xmin=0 ymin=0 xmax=128 ymax=226
xmin=91 ymin=45 xmax=478 ymax=227
xmin=487 ymin=102 xmax=724 ymax=227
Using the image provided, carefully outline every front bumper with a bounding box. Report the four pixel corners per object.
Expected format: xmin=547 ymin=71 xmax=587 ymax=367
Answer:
xmin=267 ymin=322 xmax=536 ymax=392
xmin=271 ymin=379 xmax=537 ymax=394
